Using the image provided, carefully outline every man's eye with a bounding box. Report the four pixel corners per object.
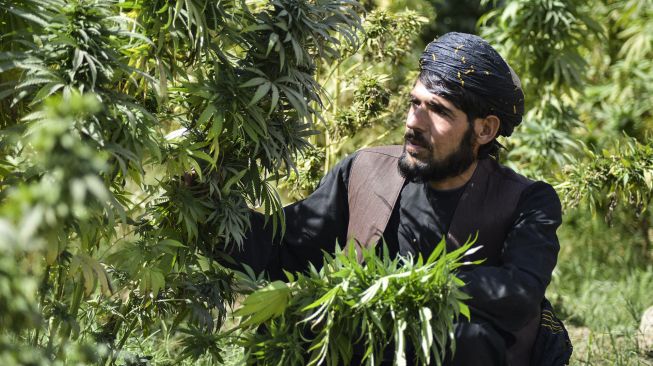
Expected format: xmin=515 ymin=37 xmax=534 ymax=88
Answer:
xmin=410 ymin=99 xmax=420 ymax=106
xmin=428 ymin=104 xmax=448 ymax=117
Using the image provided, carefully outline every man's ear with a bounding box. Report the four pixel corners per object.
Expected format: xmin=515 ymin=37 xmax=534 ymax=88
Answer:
xmin=473 ymin=115 xmax=500 ymax=145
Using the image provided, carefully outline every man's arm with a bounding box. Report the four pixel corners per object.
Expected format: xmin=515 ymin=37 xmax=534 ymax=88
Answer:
xmin=229 ymin=153 xmax=357 ymax=280
xmin=458 ymin=182 xmax=562 ymax=332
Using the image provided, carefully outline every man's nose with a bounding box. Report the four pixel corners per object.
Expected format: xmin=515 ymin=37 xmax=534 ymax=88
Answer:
xmin=406 ymin=105 xmax=427 ymax=133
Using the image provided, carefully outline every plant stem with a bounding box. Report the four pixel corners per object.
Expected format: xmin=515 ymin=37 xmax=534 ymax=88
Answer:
xmin=58 ymin=276 xmax=84 ymax=352
xmin=47 ymin=317 xmax=60 ymax=355
xmin=641 ymin=215 xmax=651 ymax=259
xmin=108 ymin=317 xmax=139 ymax=366
xmin=45 ymin=263 xmax=67 ymax=353
xmin=99 ymin=302 xmax=130 ymax=366
xmin=33 ymin=264 xmax=51 ymax=346
xmin=325 ymin=61 xmax=341 ymax=175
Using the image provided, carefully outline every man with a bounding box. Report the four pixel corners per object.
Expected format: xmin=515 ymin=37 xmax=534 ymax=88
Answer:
xmin=233 ymin=32 xmax=568 ymax=365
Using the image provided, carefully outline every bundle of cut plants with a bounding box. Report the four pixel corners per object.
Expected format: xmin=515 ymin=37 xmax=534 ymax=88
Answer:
xmin=232 ymin=237 xmax=481 ymax=366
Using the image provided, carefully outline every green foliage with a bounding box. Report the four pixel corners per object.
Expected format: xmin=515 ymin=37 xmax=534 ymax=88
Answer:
xmin=0 ymin=221 xmax=40 ymax=345
xmin=362 ymin=9 xmax=428 ymax=65
xmin=578 ymin=0 xmax=653 ymax=145
xmin=235 ymin=239 xmax=478 ymax=366
xmin=549 ymin=206 xmax=653 ymax=365
xmin=0 ymin=0 xmax=363 ymax=364
xmin=280 ymin=145 xmax=326 ymax=201
xmin=557 ymin=137 xmax=653 ymax=216
xmin=480 ymin=0 xmax=602 ymax=97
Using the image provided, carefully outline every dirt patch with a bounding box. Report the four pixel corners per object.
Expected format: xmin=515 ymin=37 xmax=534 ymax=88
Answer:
xmin=640 ymin=306 xmax=653 ymax=352
xmin=566 ymin=324 xmax=653 ymax=365
xmin=567 ymin=325 xmax=592 ymax=357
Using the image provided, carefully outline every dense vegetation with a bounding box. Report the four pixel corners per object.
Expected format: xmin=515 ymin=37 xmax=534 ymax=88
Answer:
xmin=1 ymin=0 xmax=652 ymax=365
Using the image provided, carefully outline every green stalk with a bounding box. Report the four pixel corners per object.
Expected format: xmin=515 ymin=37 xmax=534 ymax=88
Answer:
xmin=56 ymin=263 xmax=66 ymax=299
xmin=32 ymin=264 xmax=51 ymax=346
xmin=325 ymin=63 xmax=341 ymax=174
xmin=58 ymin=276 xmax=84 ymax=348
xmin=108 ymin=317 xmax=139 ymax=366
xmin=46 ymin=263 xmax=67 ymax=353
xmin=641 ymin=216 xmax=651 ymax=259
xmin=99 ymin=302 xmax=132 ymax=366
xmin=46 ymin=316 xmax=60 ymax=355
xmin=325 ymin=132 xmax=332 ymax=174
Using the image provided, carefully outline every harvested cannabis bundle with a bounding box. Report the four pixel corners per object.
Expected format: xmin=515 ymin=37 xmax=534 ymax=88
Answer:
xmin=235 ymin=238 xmax=480 ymax=366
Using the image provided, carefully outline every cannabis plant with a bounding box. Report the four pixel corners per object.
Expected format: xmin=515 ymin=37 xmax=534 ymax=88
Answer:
xmin=0 ymin=0 xmax=362 ymax=363
xmin=234 ymin=239 xmax=479 ymax=366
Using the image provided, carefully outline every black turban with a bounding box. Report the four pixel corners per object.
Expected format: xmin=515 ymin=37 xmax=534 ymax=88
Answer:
xmin=419 ymin=32 xmax=524 ymax=137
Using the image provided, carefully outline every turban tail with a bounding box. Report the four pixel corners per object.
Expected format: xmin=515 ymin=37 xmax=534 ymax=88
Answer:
xmin=419 ymin=32 xmax=524 ymax=136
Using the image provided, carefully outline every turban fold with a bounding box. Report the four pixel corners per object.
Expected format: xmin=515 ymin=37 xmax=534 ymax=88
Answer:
xmin=419 ymin=32 xmax=524 ymax=137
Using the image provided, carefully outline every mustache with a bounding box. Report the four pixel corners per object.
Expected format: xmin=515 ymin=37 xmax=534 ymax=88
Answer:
xmin=404 ymin=129 xmax=432 ymax=151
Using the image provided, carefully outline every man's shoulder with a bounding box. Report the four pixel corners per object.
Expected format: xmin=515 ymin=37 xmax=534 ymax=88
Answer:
xmin=349 ymin=145 xmax=405 ymax=184
xmin=328 ymin=145 xmax=402 ymax=176
xmin=323 ymin=146 xmax=403 ymax=190
xmin=484 ymin=159 xmax=561 ymax=209
xmin=483 ymin=158 xmax=536 ymax=189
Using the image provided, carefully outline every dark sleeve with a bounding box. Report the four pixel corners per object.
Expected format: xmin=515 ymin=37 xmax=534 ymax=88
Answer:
xmin=230 ymin=153 xmax=356 ymax=280
xmin=458 ymin=182 xmax=562 ymax=332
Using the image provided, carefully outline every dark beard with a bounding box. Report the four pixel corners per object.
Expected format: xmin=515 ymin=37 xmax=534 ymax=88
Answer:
xmin=397 ymin=127 xmax=476 ymax=184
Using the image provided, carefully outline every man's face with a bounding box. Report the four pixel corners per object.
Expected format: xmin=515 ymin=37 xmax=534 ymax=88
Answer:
xmin=398 ymin=80 xmax=478 ymax=184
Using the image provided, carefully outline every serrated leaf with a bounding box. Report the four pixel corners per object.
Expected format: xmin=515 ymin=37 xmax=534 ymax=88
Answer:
xmin=157 ymin=239 xmax=185 ymax=254
xmin=269 ymin=84 xmax=279 ymax=114
xmin=302 ymin=285 xmax=339 ymax=311
xmin=458 ymin=302 xmax=470 ymax=320
xmin=240 ymin=77 xmax=267 ymax=88
xmin=234 ymin=281 xmax=291 ymax=326
xmin=190 ymin=149 xmax=216 ymax=166
xmin=197 ymin=104 xmax=216 ymax=126
xmin=247 ymin=82 xmax=271 ymax=107
xmin=222 ymin=169 xmax=247 ymax=195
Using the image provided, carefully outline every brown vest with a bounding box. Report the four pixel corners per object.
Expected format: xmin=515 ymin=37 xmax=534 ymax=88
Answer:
xmin=345 ymin=145 xmax=539 ymax=366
